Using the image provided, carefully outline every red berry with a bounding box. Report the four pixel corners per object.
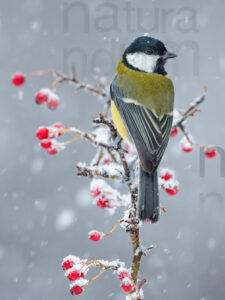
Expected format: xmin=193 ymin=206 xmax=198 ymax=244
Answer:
xmin=70 ymin=285 xmax=83 ymax=295
xmin=62 ymin=259 xmax=74 ymax=270
xmin=96 ymin=199 xmax=111 ymax=208
xmin=12 ymin=73 xmax=25 ymax=87
xmin=40 ymin=139 xmax=52 ymax=149
xmin=170 ymin=127 xmax=178 ymax=138
xmin=46 ymin=94 xmax=59 ymax=110
xmin=119 ymin=271 xmax=131 ymax=281
xmin=47 ymin=148 xmax=58 ymax=155
xmin=121 ymin=281 xmax=133 ymax=293
xmin=35 ymin=89 xmax=49 ymax=104
xmin=67 ymin=270 xmax=84 ymax=281
xmin=90 ymin=188 xmax=101 ymax=198
xmin=160 ymin=172 xmax=172 ymax=181
xmin=36 ymin=127 xmax=49 ymax=140
xmin=181 ymin=146 xmax=193 ymax=153
xmin=180 ymin=136 xmax=194 ymax=153
xmin=53 ymin=123 xmax=64 ymax=136
xmin=205 ymin=148 xmax=216 ymax=159
xmin=88 ymin=230 xmax=102 ymax=242
xmin=165 ymin=186 xmax=178 ymax=196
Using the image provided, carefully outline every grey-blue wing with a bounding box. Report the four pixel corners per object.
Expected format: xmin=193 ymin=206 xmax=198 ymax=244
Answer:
xmin=110 ymin=76 xmax=173 ymax=174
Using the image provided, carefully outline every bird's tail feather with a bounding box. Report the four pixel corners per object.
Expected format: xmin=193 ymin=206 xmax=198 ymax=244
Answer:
xmin=138 ymin=165 xmax=159 ymax=223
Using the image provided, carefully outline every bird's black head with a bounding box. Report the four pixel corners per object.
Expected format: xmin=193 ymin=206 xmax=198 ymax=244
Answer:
xmin=123 ymin=36 xmax=176 ymax=75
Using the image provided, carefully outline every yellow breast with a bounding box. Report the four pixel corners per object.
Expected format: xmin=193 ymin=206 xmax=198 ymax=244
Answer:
xmin=111 ymin=100 xmax=129 ymax=140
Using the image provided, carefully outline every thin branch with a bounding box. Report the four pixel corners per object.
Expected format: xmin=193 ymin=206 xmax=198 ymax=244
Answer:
xmin=136 ymin=278 xmax=147 ymax=300
xmin=181 ymin=86 xmax=207 ymax=118
xmin=173 ymin=86 xmax=207 ymax=129
xmin=138 ymin=277 xmax=147 ymax=291
xmin=82 ymin=268 xmax=108 ymax=287
xmin=103 ymin=220 xmax=122 ymax=237
xmin=28 ymin=69 xmax=109 ymax=98
xmin=93 ymin=114 xmax=118 ymax=139
xmin=76 ymin=164 xmax=121 ymax=180
xmin=106 ymin=148 xmax=118 ymax=163
xmin=53 ymin=127 xmax=122 ymax=152
xmin=51 ymin=76 xmax=61 ymax=92
xmin=179 ymin=123 xmax=210 ymax=150
xmin=117 ymin=138 xmax=131 ymax=183
xmin=93 ymin=148 xmax=104 ymax=166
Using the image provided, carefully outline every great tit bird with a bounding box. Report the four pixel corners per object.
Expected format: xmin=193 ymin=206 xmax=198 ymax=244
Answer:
xmin=110 ymin=36 xmax=176 ymax=223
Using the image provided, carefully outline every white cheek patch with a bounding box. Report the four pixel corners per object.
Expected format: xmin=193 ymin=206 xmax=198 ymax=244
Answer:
xmin=126 ymin=52 xmax=159 ymax=73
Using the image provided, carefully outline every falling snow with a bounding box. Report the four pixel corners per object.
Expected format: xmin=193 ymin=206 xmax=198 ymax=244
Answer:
xmin=55 ymin=210 xmax=76 ymax=231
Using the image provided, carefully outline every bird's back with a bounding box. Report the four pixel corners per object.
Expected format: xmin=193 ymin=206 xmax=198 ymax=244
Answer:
xmin=116 ymin=58 xmax=174 ymax=117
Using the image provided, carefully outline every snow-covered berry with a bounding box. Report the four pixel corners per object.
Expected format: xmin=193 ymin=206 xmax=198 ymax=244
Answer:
xmin=36 ymin=127 xmax=49 ymax=140
xmin=35 ymin=89 xmax=59 ymax=110
xmin=40 ymin=139 xmax=52 ymax=149
xmin=181 ymin=146 xmax=193 ymax=153
xmin=165 ymin=186 xmax=178 ymax=196
xmin=62 ymin=259 xmax=75 ymax=270
xmin=35 ymin=89 xmax=49 ymax=105
xmin=180 ymin=136 xmax=194 ymax=153
xmin=205 ymin=148 xmax=216 ymax=159
xmin=121 ymin=279 xmax=133 ymax=293
xmin=46 ymin=93 xmax=59 ymax=110
xmin=170 ymin=127 xmax=178 ymax=138
xmin=12 ymin=73 xmax=25 ymax=87
xmin=90 ymin=188 xmax=101 ymax=198
xmin=53 ymin=123 xmax=64 ymax=136
xmin=67 ymin=270 xmax=84 ymax=281
xmin=160 ymin=172 xmax=173 ymax=181
xmin=118 ymin=269 xmax=131 ymax=281
xmin=62 ymin=256 xmax=81 ymax=270
xmin=70 ymin=285 xmax=83 ymax=295
xmin=88 ymin=230 xmax=102 ymax=242
xmin=47 ymin=148 xmax=58 ymax=155
xmin=96 ymin=199 xmax=111 ymax=208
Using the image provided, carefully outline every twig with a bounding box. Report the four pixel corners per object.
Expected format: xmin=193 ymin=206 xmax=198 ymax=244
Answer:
xmin=93 ymin=114 xmax=118 ymax=140
xmin=93 ymin=148 xmax=104 ymax=166
xmin=103 ymin=220 xmax=122 ymax=237
xmin=76 ymin=164 xmax=121 ymax=180
xmin=138 ymin=277 xmax=147 ymax=291
xmin=51 ymin=76 xmax=62 ymax=92
xmin=28 ymin=69 xmax=109 ymax=98
xmin=64 ymin=135 xmax=81 ymax=146
xmin=160 ymin=206 xmax=167 ymax=213
xmin=82 ymin=268 xmax=108 ymax=287
xmin=117 ymin=138 xmax=131 ymax=183
xmin=179 ymin=123 xmax=210 ymax=150
xmin=173 ymin=86 xmax=207 ymax=129
xmin=53 ymin=128 xmax=121 ymax=152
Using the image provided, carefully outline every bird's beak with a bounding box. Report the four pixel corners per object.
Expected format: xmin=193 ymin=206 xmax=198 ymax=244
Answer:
xmin=163 ymin=51 xmax=177 ymax=60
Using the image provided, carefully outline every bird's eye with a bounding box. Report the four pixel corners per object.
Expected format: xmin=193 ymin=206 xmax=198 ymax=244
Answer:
xmin=146 ymin=49 xmax=153 ymax=55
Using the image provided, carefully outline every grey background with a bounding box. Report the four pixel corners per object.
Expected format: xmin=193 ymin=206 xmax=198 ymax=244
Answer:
xmin=1 ymin=0 xmax=225 ymax=299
